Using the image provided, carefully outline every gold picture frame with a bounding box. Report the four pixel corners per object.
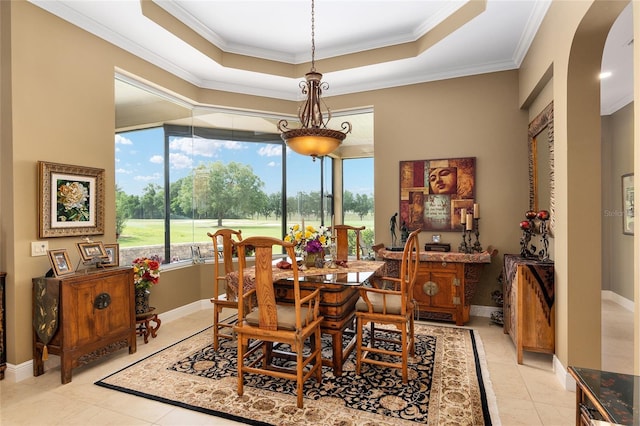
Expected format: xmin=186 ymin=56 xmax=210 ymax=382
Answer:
xmin=102 ymin=243 xmax=120 ymax=267
xmin=38 ymin=161 xmax=105 ymax=238
xmin=77 ymin=241 xmax=109 ymax=262
xmin=47 ymin=249 xmax=74 ymax=276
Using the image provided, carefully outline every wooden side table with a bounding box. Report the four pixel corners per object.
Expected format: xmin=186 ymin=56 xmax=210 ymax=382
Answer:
xmin=136 ymin=308 xmax=161 ymax=344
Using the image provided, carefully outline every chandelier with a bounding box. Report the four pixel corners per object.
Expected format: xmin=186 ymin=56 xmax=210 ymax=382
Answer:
xmin=278 ymin=0 xmax=352 ymax=160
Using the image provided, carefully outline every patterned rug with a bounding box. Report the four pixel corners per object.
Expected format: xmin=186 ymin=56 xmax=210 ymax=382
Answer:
xmin=96 ymin=323 xmax=498 ymax=425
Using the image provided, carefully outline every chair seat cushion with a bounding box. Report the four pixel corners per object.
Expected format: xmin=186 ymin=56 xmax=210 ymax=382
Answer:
xmin=246 ymin=305 xmax=310 ymax=330
xmin=356 ymin=293 xmax=402 ymax=315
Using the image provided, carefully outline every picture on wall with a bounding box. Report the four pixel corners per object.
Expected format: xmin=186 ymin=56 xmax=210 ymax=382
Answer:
xmin=399 ymin=157 xmax=476 ymax=232
xmin=38 ymin=161 xmax=105 ymax=238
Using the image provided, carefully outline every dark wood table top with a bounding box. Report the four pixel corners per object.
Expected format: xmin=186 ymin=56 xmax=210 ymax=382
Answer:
xmin=569 ymin=366 xmax=639 ymax=425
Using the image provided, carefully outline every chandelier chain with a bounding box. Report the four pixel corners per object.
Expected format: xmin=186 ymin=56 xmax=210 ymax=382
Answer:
xmin=310 ymin=0 xmax=316 ymax=72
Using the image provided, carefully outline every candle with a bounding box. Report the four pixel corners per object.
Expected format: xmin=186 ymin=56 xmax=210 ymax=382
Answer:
xmin=301 ymin=218 xmax=305 ymax=231
xmin=331 ymin=215 xmax=336 ymax=236
xmin=460 ymin=208 xmax=467 ymax=224
xmin=473 ymin=203 xmax=480 ymax=218
xmin=466 ymin=213 xmax=473 ymax=230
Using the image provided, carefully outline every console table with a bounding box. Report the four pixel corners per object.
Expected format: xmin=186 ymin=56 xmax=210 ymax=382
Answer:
xmin=503 ymin=254 xmax=555 ymax=364
xmin=568 ymin=366 xmax=638 ymax=425
xmin=32 ymin=267 xmax=136 ymax=383
xmin=379 ymin=249 xmax=493 ymax=325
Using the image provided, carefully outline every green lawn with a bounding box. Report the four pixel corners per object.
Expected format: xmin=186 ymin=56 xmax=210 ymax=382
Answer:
xmin=118 ymin=216 xmax=375 ymax=247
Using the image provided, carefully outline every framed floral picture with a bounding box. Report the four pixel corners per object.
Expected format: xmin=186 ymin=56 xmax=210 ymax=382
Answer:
xmin=47 ymin=249 xmax=74 ymax=276
xmin=38 ymin=161 xmax=105 ymax=238
xmin=77 ymin=241 xmax=109 ymax=262
xmin=103 ymin=243 xmax=120 ymax=267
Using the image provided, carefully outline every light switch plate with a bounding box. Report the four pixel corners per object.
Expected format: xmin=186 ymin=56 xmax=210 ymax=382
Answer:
xmin=31 ymin=241 xmax=49 ymax=256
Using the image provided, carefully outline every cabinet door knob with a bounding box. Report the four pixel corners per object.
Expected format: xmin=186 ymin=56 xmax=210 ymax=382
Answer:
xmin=94 ymin=293 xmax=111 ymax=310
xmin=423 ymin=281 xmax=439 ymax=296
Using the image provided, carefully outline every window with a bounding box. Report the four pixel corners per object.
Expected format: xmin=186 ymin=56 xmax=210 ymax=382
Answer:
xmin=115 ymin=78 xmax=371 ymax=266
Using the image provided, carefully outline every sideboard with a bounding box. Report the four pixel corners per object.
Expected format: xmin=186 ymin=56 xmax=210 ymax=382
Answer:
xmin=379 ymin=249 xmax=493 ymax=325
xmin=503 ymin=254 xmax=555 ymax=364
xmin=32 ymin=267 xmax=136 ymax=383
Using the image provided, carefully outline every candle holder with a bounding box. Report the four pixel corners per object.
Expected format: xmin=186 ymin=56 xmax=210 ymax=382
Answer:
xmin=537 ymin=210 xmax=550 ymax=261
xmin=518 ymin=210 xmax=551 ymax=260
xmin=459 ymin=217 xmax=483 ymax=253
xmin=472 ymin=218 xmax=483 ymax=252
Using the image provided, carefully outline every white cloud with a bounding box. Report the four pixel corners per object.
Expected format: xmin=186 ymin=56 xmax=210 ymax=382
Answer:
xmin=267 ymin=161 xmax=278 ymax=167
xmin=258 ymin=144 xmax=282 ymax=157
xmin=150 ymin=155 xmax=163 ymax=164
xmin=170 ymin=152 xmax=193 ymax=169
xmin=134 ymin=173 xmax=161 ymax=182
xmin=169 ymin=137 xmax=245 ymax=158
xmin=115 ymin=168 xmax=131 ymax=174
xmin=115 ymin=134 xmax=133 ymax=145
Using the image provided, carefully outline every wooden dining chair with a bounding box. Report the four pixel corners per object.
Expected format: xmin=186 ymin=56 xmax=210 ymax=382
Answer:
xmin=332 ymin=225 xmax=366 ymax=261
xmin=207 ymin=228 xmax=242 ymax=350
xmin=233 ymin=236 xmax=324 ymax=409
xmin=355 ymin=228 xmax=420 ymax=383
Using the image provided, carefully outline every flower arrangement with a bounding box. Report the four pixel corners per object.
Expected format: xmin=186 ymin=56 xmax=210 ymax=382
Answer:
xmin=132 ymin=256 xmax=161 ymax=290
xmin=284 ymin=224 xmax=332 ymax=254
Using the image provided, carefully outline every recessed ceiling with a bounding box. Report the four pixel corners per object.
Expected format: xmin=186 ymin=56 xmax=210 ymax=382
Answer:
xmin=31 ymin=0 xmax=633 ymax=116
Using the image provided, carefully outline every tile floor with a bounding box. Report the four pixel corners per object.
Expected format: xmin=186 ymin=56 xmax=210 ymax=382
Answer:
xmin=0 ymin=299 xmax=634 ymax=425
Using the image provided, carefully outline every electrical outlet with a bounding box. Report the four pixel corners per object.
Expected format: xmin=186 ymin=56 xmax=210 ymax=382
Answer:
xmin=31 ymin=241 xmax=49 ymax=256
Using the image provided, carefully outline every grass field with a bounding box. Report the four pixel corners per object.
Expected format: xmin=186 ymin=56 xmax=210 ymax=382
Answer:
xmin=118 ymin=216 xmax=375 ymax=247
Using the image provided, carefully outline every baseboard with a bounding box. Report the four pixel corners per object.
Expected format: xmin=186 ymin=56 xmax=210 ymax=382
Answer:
xmin=601 ymin=290 xmax=634 ymax=311
xmin=553 ymin=355 xmax=576 ymax=392
xmin=6 ymin=299 xmax=212 ymax=383
xmin=470 ymin=304 xmax=498 ymax=318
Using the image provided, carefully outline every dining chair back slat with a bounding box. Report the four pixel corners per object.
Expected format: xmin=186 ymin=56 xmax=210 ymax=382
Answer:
xmin=332 ymin=225 xmax=366 ymax=261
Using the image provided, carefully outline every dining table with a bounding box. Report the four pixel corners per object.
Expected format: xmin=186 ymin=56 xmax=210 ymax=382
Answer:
xmin=227 ymin=259 xmax=387 ymax=376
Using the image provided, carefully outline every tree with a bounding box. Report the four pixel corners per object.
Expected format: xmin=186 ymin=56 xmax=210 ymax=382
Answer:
xmin=207 ymin=161 xmax=266 ymax=226
xmin=342 ymin=190 xmax=356 ymax=214
xmin=115 ymin=184 xmax=130 ymax=237
xmin=353 ymin=193 xmax=373 ymax=220
xmin=140 ymin=183 xmax=164 ymax=219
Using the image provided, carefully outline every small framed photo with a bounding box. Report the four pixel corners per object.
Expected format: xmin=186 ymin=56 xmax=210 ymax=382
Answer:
xmin=77 ymin=241 xmax=108 ymax=262
xmin=48 ymin=249 xmax=74 ymax=276
xmin=432 ymin=234 xmax=441 ymax=243
xmin=102 ymin=243 xmax=120 ymax=267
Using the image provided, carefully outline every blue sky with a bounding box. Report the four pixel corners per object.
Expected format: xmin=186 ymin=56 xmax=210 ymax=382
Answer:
xmin=115 ymin=128 xmax=373 ymax=197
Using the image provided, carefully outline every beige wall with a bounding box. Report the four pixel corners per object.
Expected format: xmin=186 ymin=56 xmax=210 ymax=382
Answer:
xmin=602 ymin=103 xmax=634 ymax=300
xmin=2 ymin=0 xmax=639 ymax=377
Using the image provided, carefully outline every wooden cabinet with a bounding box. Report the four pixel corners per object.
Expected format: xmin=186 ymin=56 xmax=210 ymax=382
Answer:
xmin=380 ymin=250 xmax=492 ymax=326
xmin=414 ymin=261 xmax=464 ymax=324
xmin=503 ymin=254 xmax=554 ymax=364
xmin=1 ymin=272 xmax=6 ymax=380
xmin=32 ymin=267 xmax=136 ymax=383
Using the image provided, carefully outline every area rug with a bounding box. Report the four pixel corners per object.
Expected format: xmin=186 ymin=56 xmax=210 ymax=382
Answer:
xmin=96 ymin=323 xmax=499 ymax=425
